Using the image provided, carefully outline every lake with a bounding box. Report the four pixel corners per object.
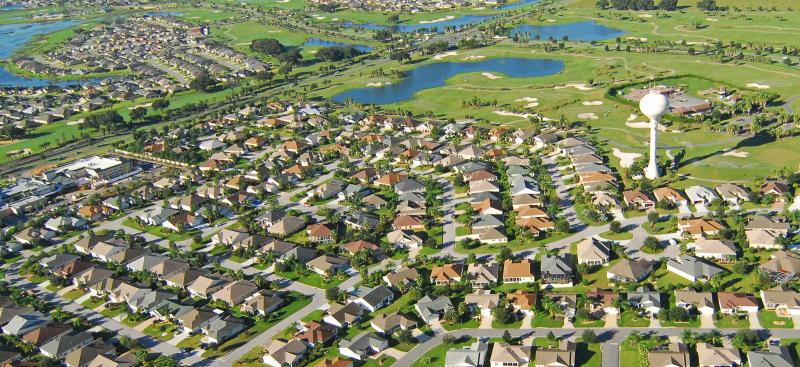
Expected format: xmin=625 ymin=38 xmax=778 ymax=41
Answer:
xmin=0 ymin=20 xmax=109 ymax=87
xmin=510 ymin=20 xmax=624 ymax=42
xmin=498 ymin=0 xmax=541 ymax=10
xmin=339 ymin=14 xmax=496 ymax=34
xmin=332 ymin=57 xmax=564 ymax=105
xmin=303 ymin=38 xmax=373 ymax=53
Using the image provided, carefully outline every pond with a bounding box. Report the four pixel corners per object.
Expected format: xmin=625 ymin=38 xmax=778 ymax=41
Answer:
xmin=338 ymin=14 xmax=496 ymax=34
xmin=332 ymin=57 xmax=564 ymax=105
xmin=302 ymin=38 xmax=373 ymax=53
xmin=498 ymin=0 xmax=541 ymax=10
xmin=510 ymin=20 xmax=624 ymax=42
xmin=0 ymin=20 xmax=109 ymax=87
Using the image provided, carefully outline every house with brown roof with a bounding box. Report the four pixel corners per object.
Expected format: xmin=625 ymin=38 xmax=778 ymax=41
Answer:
xmin=22 ymin=323 xmax=72 ymax=346
xmin=375 ymin=173 xmax=408 ymax=187
xmin=653 ymin=187 xmax=688 ymax=206
xmin=296 ymin=321 xmax=337 ymax=347
xmin=760 ymin=251 xmax=800 ymax=283
xmin=306 ymin=223 xmax=335 ymax=244
xmin=502 ymin=260 xmax=535 ymax=284
xmin=392 ymin=215 xmax=425 ymax=231
xmin=761 ymin=285 xmax=800 ymax=316
xmin=760 ymin=181 xmax=790 ymax=200
xmin=506 ymin=291 xmax=537 ymax=315
xmin=383 ymin=268 xmax=419 ymax=289
xmin=648 ymin=343 xmax=690 ymax=367
xmin=717 ymin=292 xmax=759 ymax=315
xmin=623 ymin=190 xmax=655 ymax=210
xmin=430 ymin=264 xmax=464 ymax=286
xmin=344 ymin=240 xmax=381 ymax=256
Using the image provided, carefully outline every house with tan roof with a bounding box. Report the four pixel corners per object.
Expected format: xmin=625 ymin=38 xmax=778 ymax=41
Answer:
xmin=187 ymin=274 xmax=230 ymax=298
xmin=506 ymin=291 xmax=537 ymax=315
xmin=392 ymin=215 xmax=425 ymax=231
xmin=212 ymin=280 xmax=259 ymax=306
xmin=324 ymin=302 xmax=364 ymax=328
xmin=490 ymin=343 xmax=531 ymax=367
xmin=262 ymin=339 xmax=308 ymax=367
xmin=576 ymin=238 xmax=611 ymax=266
xmin=760 ymin=285 xmax=800 ymax=316
xmin=674 ymin=290 xmax=715 ymax=315
xmin=382 ymin=267 xmax=419 ymax=289
xmin=534 ymin=341 xmax=575 ymax=367
xmin=307 ymin=255 xmax=349 ymax=277
xmin=760 ymin=251 xmax=800 ymax=283
xmin=370 ymin=312 xmax=417 ymax=335
xmin=607 ymin=258 xmax=653 ymax=283
xmin=691 ymin=239 xmax=737 ymax=262
xmin=502 ymin=259 xmax=535 ymax=284
xmin=466 ymin=263 xmax=499 ymax=289
xmin=716 ymin=183 xmax=750 ymax=204
xmin=648 ymin=343 xmax=690 ymax=367
xmin=696 ymin=343 xmax=741 ymax=367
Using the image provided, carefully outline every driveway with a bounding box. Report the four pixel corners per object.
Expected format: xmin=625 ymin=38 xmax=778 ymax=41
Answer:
xmin=700 ymin=314 xmax=715 ymax=328
xmin=601 ymin=343 xmax=619 ymax=367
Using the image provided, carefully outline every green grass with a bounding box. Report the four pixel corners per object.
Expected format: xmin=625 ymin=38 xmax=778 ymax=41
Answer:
xmin=63 ymin=289 xmax=85 ymax=301
xmin=301 ymin=309 xmax=325 ymax=323
xmin=80 ymin=296 xmax=106 ymax=309
xmin=26 ymin=274 xmax=48 ymax=284
xmin=122 ymin=218 xmax=197 ymax=242
xmin=100 ymin=303 xmax=127 ymax=319
xmin=758 ymin=311 xmax=794 ymax=329
xmin=642 ymin=221 xmax=677 ymax=235
xmin=177 ymin=333 xmax=204 ymax=349
xmin=275 ymin=270 xmax=345 ymax=289
xmin=598 ymin=230 xmax=633 ymax=241
xmin=143 ymin=321 xmax=178 ymax=342
xmin=442 ymin=318 xmax=480 ymax=330
xmin=714 ymin=314 xmax=750 ymax=329
xmin=660 ymin=317 xmax=701 ymax=328
xmin=410 ymin=337 xmax=474 ymax=367
xmin=532 ymin=314 xmax=564 ymax=328
xmin=573 ymin=317 xmax=605 ymax=328
xmin=229 ymin=254 xmax=250 ymax=263
xmin=121 ymin=314 xmax=148 ymax=327
xmin=202 ymin=294 xmax=313 ymax=358
xmin=45 ymin=282 xmax=64 ymax=292
xmin=618 ymin=310 xmax=651 ymax=327
xmin=492 ymin=317 xmax=523 ymax=329
xmin=455 ymin=231 xmax=572 ymax=254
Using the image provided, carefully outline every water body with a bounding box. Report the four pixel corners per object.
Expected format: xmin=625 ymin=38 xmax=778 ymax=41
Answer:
xmin=303 ymin=38 xmax=373 ymax=53
xmin=332 ymin=57 xmax=564 ymax=105
xmin=497 ymin=0 xmax=541 ymax=10
xmin=510 ymin=20 xmax=624 ymax=42
xmin=339 ymin=14 xmax=496 ymax=34
xmin=1 ymin=4 xmax=25 ymax=11
xmin=143 ymin=11 xmax=185 ymax=17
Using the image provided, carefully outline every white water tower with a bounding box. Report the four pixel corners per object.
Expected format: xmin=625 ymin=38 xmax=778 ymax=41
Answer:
xmin=639 ymin=91 xmax=669 ymax=180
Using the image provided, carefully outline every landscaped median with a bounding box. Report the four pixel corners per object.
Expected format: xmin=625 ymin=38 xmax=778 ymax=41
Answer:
xmin=122 ymin=217 xmax=198 ymax=242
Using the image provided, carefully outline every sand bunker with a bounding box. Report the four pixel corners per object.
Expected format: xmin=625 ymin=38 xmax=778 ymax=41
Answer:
xmin=706 ymin=18 xmax=718 ymax=22
xmin=626 ymin=37 xmax=648 ymax=42
xmin=722 ymin=149 xmax=749 ymax=158
xmin=128 ymin=103 xmax=152 ymax=110
xmin=525 ymin=102 xmax=540 ymax=107
xmin=639 ymin=14 xmax=653 ymax=18
xmin=554 ymin=83 xmax=594 ymax=91
xmin=515 ymin=97 xmax=539 ymax=102
xmin=626 ymin=121 xmax=668 ymax=131
xmin=462 ymin=55 xmax=485 ymax=60
xmin=582 ymin=100 xmax=604 ymax=106
xmin=627 ymin=113 xmax=638 ymax=121
xmin=482 ymin=72 xmax=502 ymax=79
xmin=433 ymin=51 xmax=458 ymax=60
xmin=577 ymin=113 xmax=598 ymax=120
xmin=420 ymin=15 xmax=455 ymax=24
xmin=613 ymin=148 xmax=642 ymax=168
xmin=366 ymin=82 xmax=391 ymax=87
xmin=314 ymin=15 xmax=326 ymax=20
xmin=472 ymin=6 xmax=486 ymax=10
xmin=546 ymin=19 xmax=556 ymax=22
xmin=494 ymin=110 xmax=537 ymax=119
xmin=746 ymin=83 xmax=771 ymax=89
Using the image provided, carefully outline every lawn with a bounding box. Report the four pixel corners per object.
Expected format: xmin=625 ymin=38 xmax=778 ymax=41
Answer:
xmin=714 ymin=315 xmax=750 ymax=329
xmin=275 ymin=270 xmax=345 ymax=289
xmin=100 ymin=303 xmax=128 ymax=319
xmin=301 ymin=309 xmax=325 ymax=323
xmin=442 ymin=318 xmax=480 ymax=330
xmin=576 ymin=342 xmax=602 ymax=367
xmin=409 ymin=337 xmax=474 ymax=367
xmin=758 ymin=311 xmax=794 ymax=329
xmin=455 ymin=232 xmax=572 ymax=254
xmin=202 ymin=294 xmax=313 ymax=358
xmin=122 ymin=218 xmax=197 ymax=242
xmin=618 ymin=311 xmax=651 ymax=327
xmin=26 ymin=274 xmax=48 ymax=284
xmin=532 ymin=314 xmax=564 ymax=328
xmin=660 ymin=317 xmax=701 ymax=328
xmin=63 ymin=288 xmax=85 ymax=301
xmin=492 ymin=317 xmax=523 ymax=329
xmin=177 ymin=333 xmax=204 ymax=350
xmin=598 ymin=230 xmax=633 ymax=241
xmin=121 ymin=314 xmax=149 ymax=327
xmin=45 ymin=282 xmax=64 ymax=292
xmin=642 ymin=221 xmax=677 ymax=235
xmin=143 ymin=321 xmax=178 ymax=342
xmin=573 ymin=317 xmax=604 ymax=328
xmin=80 ymin=296 xmax=106 ymax=309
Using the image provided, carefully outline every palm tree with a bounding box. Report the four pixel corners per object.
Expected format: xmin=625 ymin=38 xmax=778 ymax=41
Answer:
xmin=680 ymin=329 xmax=696 ymax=346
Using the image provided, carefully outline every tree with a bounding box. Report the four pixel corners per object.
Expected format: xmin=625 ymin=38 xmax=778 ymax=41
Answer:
xmin=595 ymin=0 xmax=609 ymax=9
xmin=659 ymin=0 xmax=678 ymax=10
xmin=696 ymin=0 xmax=717 ymax=11
xmin=643 ymin=236 xmax=660 ymax=251
xmin=325 ymin=287 xmax=341 ymax=302
xmin=190 ymin=73 xmax=215 ymax=92
xmin=250 ymin=38 xmax=286 ymax=56
xmin=152 ymin=99 xmax=170 ymax=110
xmin=609 ymin=221 xmax=622 ymax=233
xmin=502 ymin=330 xmax=513 ymax=343
xmin=732 ymin=329 xmax=760 ymax=351
xmin=497 ymin=247 xmax=513 ymax=262
xmin=387 ymin=14 xmax=400 ymax=23
xmin=581 ymin=330 xmax=599 ymax=343
xmin=647 ymin=211 xmax=660 ymax=224
xmin=277 ymin=49 xmax=303 ymax=65
xmin=130 ymin=107 xmax=147 ymax=121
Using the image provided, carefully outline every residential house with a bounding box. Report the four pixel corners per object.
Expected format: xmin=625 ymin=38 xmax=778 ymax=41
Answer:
xmin=490 ymin=343 xmax=531 ymax=367
xmin=415 ymin=295 xmax=453 ymax=323
xmin=534 ymin=341 xmax=575 ymax=367
xmin=648 ymin=343 xmax=690 ymax=367
xmin=466 ymin=263 xmax=499 ymax=289
xmin=653 ymin=187 xmax=688 ymax=206
xmin=262 ymin=339 xmax=308 ymax=367
xmin=760 ymin=285 xmax=800 ymax=316
xmin=323 ymin=302 xmax=364 ymax=328
xmin=506 ymin=291 xmax=537 ymax=315
xmin=674 ymin=290 xmax=715 ymax=315
xmin=212 ymin=280 xmax=259 ymax=306
xmin=685 ymin=186 xmax=719 ymax=205
xmin=177 ymin=307 xmax=220 ymax=334
xmin=607 ymin=259 xmax=653 ymax=283
xmin=352 ymin=286 xmax=394 ymax=313
xmin=203 ymin=317 xmax=247 ymax=345
xmin=717 ymin=292 xmax=759 ymax=315
xmin=339 ymin=332 xmax=388 ymax=361
xmin=678 ymin=219 xmax=724 ymax=239
xmin=431 ymin=264 xmax=464 ymax=286
xmin=445 ymin=340 xmax=489 ymax=367
xmin=296 ymin=321 xmax=337 ymax=347
xmin=540 ymin=255 xmax=573 ymax=288
xmin=716 ymin=183 xmax=749 ymax=204
xmin=370 ymin=312 xmax=417 ymax=335
xmin=307 ymin=255 xmax=349 ymax=277
xmin=691 ymin=239 xmax=737 ymax=263
xmin=748 ymin=346 xmax=793 ymax=367
xmin=696 ymin=343 xmax=741 ymax=367
xmin=40 ymin=331 xmax=93 ymax=359
xmin=502 ymin=260 xmax=535 ymax=284
xmin=242 ymin=290 xmax=285 ymax=316
xmin=306 ymin=224 xmax=335 ymax=244
xmin=627 ymin=286 xmax=662 ymax=316
xmin=622 ymin=190 xmax=655 ymax=210
xmin=760 ymin=251 xmax=800 ymax=283
xmin=576 ymin=238 xmax=611 ymax=266
xmin=666 ymin=255 xmax=726 ymax=282
xmin=464 ymin=290 xmax=500 ymax=318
